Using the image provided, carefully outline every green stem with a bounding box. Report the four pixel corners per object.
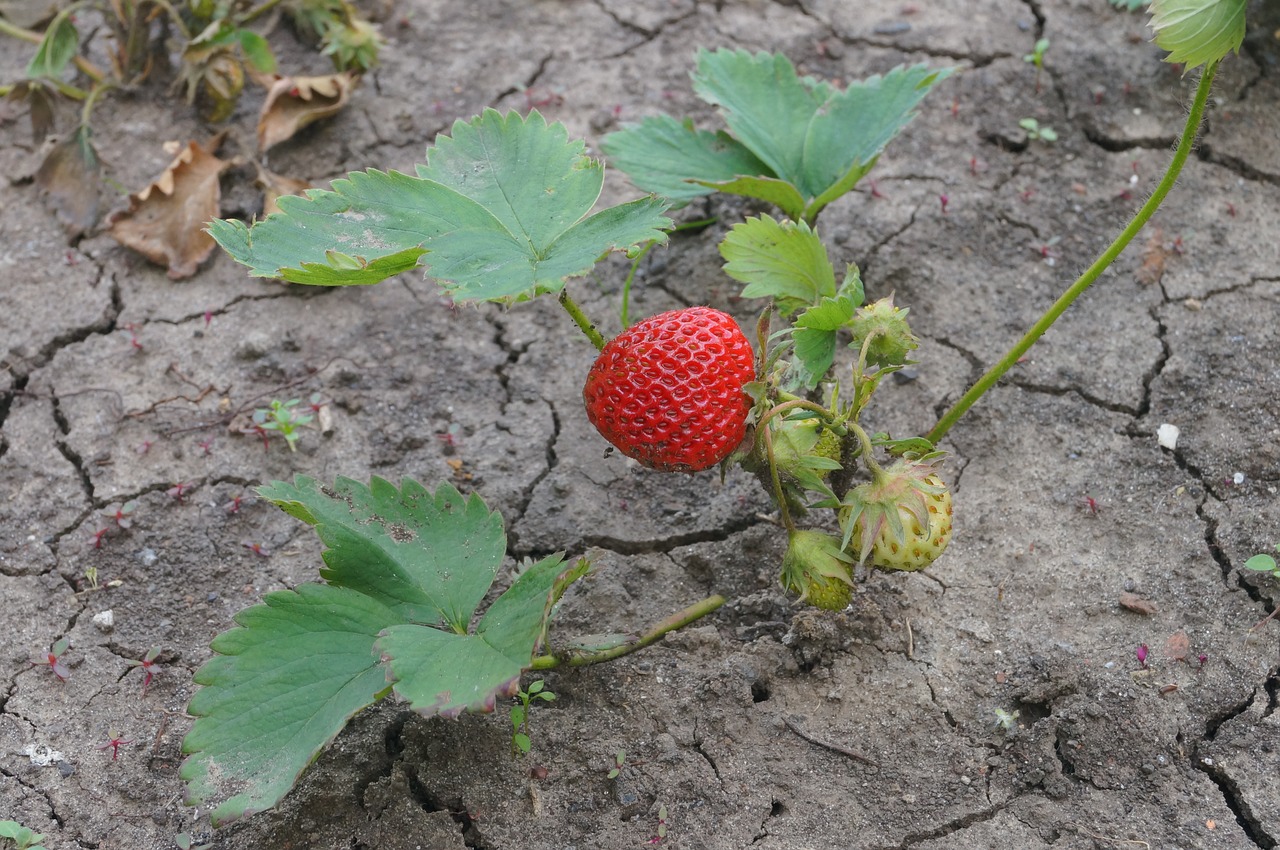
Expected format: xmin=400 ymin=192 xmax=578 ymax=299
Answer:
xmin=529 ymin=595 xmax=726 ymax=669
xmin=80 ymin=80 xmax=116 ymax=126
xmin=558 ymin=289 xmax=607 ymax=352
xmin=239 ymin=0 xmax=289 ymax=26
xmin=618 ymin=240 xmax=654 ymax=329
xmin=926 ymin=60 xmax=1220 ymax=446
xmin=0 ymin=16 xmax=107 ymax=83
xmin=763 ymin=420 xmax=796 ymax=533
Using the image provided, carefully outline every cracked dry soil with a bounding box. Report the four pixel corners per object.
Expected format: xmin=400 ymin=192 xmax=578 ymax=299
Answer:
xmin=3 ymin=1 xmax=1280 ymax=848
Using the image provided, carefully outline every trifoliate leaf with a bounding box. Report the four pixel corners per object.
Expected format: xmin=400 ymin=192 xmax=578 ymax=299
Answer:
xmin=180 ymin=583 xmax=402 ymax=826
xmin=1149 ymin=0 xmax=1245 ymax=70
xmin=212 ymin=109 xmax=670 ymax=300
xmin=691 ymin=49 xmax=954 ymax=220
xmin=599 ymin=114 xmax=772 ymax=204
xmin=256 ymin=476 xmax=505 ymax=631
xmin=377 ymin=553 xmax=575 ymax=718
xmin=720 ymin=215 xmax=836 ymax=315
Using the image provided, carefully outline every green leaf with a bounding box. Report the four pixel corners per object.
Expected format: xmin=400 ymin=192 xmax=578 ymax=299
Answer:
xmin=236 ymin=30 xmax=278 ymax=74
xmin=691 ymin=175 xmax=807 ymax=222
xmin=256 ymin=476 xmax=506 ymax=631
xmin=377 ymin=554 xmax=574 ymax=717
xmin=600 ymin=115 xmax=772 ymax=204
xmin=25 ymin=12 xmax=78 ymax=80
xmin=1243 ymin=554 xmax=1278 ymax=573
xmin=513 ymin=733 xmax=532 ymax=753
xmin=691 ymin=49 xmax=953 ymax=209
xmin=719 ymin=215 xmax=836 ymax=315
xmin=211 ymin=110 xmax=670 ymax=300
xmin=180 ymin=583 xmax=402 ymax=826
xmin=1149 ymin=0 xmax=1245 ymax=70
xmin=789 ymin=271 xmax=865 ymax=387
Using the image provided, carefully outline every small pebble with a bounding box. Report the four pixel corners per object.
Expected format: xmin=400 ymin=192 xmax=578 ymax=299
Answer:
xmin=92 ymin=610 xmax=114 ymax=632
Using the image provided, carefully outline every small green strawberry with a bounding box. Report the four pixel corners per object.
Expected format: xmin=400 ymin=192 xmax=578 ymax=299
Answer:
xmin=583 ymin=307 xmax=756 ymax=472
xmin=840 ymin=459 xmax=953 ymax=571
xmin=847 ymin=295 xmax=918 ymax=370
xmin=780 ymin=529 xmax=855 ymax=610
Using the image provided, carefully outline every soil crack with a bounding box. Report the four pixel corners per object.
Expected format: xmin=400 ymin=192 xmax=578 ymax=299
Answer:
xmin=582 ymin=513 xmax=768 ymax=556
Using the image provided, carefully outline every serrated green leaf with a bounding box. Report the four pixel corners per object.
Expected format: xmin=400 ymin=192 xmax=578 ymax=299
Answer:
xmin=690 ymin=175 xmax=807 ymax=221
xmin=378 ymin=554 xmax=574 ymax=717
xmin=25 ymin=12 xmax=78 ymax=80
xmin=211 ymin=109 xmax=670 ymax=299
xmin=1149 ymin=0 xmax=1244 ymax=70
xmin=720 ymin=215 xmax=836 ymax=315
xmin=600 ymin=114 xmax=772 ymax=204
xmin=692 ymin=49 xmax=953 ymax=212
xmin=256 ymin=476 xmax=505 ymax=631
xmin=180 ymin=583 xmax=401 ymax=826
xmin=236 ymin=29 xmax=277 ymax=74
xmin=788 ymin=273 xmax=865 ymax=387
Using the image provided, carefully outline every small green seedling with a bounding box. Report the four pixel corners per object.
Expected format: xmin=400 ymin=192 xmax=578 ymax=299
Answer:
xmin=1023 ymin=37 xmax=1050 ymax=92
xmin=1244 ymin=546 xmax=1280 ymax=579
xmin=32 ymin=637 xmax=70 ymax=681
xmin=253 ymin=399 xmax=314 ymax=452
xmin=174 ymin=833 xmax=212 ymax=850
xmin=993 ymin=707 xmax=1020 ymax=732
xmin=1019 ymin=117 xmax=1058 ymax=143
xmin=84 ymin=565 xmax=100 ymax=590
xmin=510 ymin=678 xmax=556 ymax=756
xmin=607 ymin=750 xmax=626 ymax=779
xmin=0 ymin=821 xmax=47 ymax=850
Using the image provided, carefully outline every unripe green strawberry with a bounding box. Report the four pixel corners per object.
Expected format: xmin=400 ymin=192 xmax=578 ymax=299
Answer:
xmin=779 ymin=529 xmax=855 ymax=610
xmin=840 ymin=459 xmax=953 ymax=571
xmin=847 ymin=295 xmax=918 ymax=369
xmin=583 ymin=307 xmax=755 ymax=472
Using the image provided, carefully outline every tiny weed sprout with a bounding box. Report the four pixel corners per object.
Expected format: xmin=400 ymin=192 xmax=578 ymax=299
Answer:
xmin=1136 ymin=643 xmax=1150 ymax=669
xmin=253 ymin=398 xmax=314 ymax=452
xmin=607 ymin=750 xmax=627 ymax=780
xmin=1023 ymin=37 xmax=1050 ymax=93
xmin=1243 ymin=546 xmax=1280 ymax=580
xmin=993 ymin=708 xmax=1020 ymax=732
xmin=509 ymin=678 xmax=556 ymax=756
xmin=32 ymin=637 xmax=70 ymax=681
xmin=648 ymin=804 xmax=669 ymax=845
xmin=173 ymin=833 xmax=212 ymax=850
xmin=1019 ymin=117 xmax=1058 ymax=143
xmin=98 ymin=730 xmax=134 ymax=760
xmin=125 ymin=647 xmax=163 ymax=696
xmin=0 ymin=820 xmax=48 ymax=850
xmin=84 ymin=566 xmax=100 ymax=590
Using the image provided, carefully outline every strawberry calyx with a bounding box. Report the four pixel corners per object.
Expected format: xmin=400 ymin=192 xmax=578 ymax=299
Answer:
xmin=779 ymin=529 xmax=855 ymax=610
xmin=847 ymin=295 xmax=919 ymax=371
xmin=839 ymin=456 xmax=951 ymax=569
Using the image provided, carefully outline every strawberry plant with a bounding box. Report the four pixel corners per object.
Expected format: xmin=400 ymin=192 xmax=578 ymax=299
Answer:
xmin=193 ymin=1 xmax=1247 ymax=828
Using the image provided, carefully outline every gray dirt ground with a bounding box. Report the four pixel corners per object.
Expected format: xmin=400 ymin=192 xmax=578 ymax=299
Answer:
xmin=3 ymin=0 xmax=1280 ymax=848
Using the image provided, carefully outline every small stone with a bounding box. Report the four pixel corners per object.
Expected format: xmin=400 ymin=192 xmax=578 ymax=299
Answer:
xmin=139 ymin=548 xmax=158 ymax=566
xmin=91 ymin=610 xmax=114 ymax=632
xmin=57 ymin=760 xmax=75 ymax=777
xmin=960 ymin=775 xmax=971 ymax=786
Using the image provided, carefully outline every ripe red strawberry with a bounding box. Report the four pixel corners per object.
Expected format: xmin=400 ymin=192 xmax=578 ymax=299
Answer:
xmin=583 ymin=306 xmax=755 ymax=472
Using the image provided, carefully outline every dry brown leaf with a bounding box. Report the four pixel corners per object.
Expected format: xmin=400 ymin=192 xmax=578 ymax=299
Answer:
xmin=257 ymin=72 xmax=358 ymax=153
xmin=1118 ymin=592 xmax=1159 ymax=616
xmin=1136 ymin=227 xmax=1171 ymax=286
xmin=35 ymin=126 xmax=102 ymax=238
xmin=1163 ymin=630 xmax=1190 ymax=662
xmin=254 ymin=164 xmax=313 ymax=217
xmin=107 ymin=139 xmax=230 ymax=280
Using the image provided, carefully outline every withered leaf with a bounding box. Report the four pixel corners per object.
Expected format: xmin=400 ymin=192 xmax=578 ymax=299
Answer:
xmin=35 ymin=124 xmax=101 ymax=237
xmin=1136 ymin=227 xmax=1170 ymax=286
xmin=1118 ymin=592 xmax=1159 ymax=616
xmin=107 ymin=139 xmax=230 ymax=279
xmin=257 ymin=71 xmax=358 ymax=153
xmin=1163 ymin=630 xmax=1190 ymax=662
xmin=6 ymin=79 xmax=57 ymax=141
xmin=254 ymin=163 xmax=312 ymax=217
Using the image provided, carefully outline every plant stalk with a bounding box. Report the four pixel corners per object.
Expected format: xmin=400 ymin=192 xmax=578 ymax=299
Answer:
xmin=530 ymin=594 xmax=725 ymax=668
xmin=926 ymin=60 xmax=1220 ymax=445
xmin=558 ymin=289 xmax=607 ymax=352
